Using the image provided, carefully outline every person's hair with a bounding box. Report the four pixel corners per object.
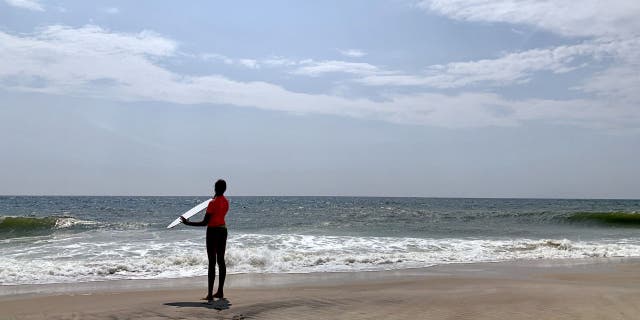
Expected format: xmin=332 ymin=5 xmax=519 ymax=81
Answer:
xmin=214 ymin=179 xmax=227 ymax=196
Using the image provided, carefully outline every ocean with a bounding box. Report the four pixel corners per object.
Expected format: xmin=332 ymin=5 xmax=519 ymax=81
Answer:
xmin=1 ymin=196 xmax=639 ymax=285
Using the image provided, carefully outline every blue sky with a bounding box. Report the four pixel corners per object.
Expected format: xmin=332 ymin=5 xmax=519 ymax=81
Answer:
xmin=1 ymin=0 xmax=639 ymax=197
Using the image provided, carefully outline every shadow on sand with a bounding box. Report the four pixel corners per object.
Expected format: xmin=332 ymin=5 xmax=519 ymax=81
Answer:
xmin=165 ymin=298 xmax=232 ymax=310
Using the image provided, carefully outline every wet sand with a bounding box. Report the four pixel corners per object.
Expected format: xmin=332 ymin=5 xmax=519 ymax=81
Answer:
xmin=1 ymin=259 xmax=639 ymax=319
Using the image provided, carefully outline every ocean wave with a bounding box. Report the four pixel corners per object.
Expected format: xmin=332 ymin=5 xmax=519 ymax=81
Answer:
xmin=565 ymin=212 xmax=640 ymax=226
xmin=2 ymin=232 xmax=640 ymax=285
xmin=444 ymin=210 xmax=640 ymax=228
xmin=0 ymin=215 xmax=156 ymax=240
xmin=462 ymin=210 xmax=640 ymax=228
xmin=0 ymin=216 xmax=98 ymax=238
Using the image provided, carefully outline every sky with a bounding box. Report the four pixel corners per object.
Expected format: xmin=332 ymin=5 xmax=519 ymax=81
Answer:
xmin=1 ymin=0 xmax=639 ymax=198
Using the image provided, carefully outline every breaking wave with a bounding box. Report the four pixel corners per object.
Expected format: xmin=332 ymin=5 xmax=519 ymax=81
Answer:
xmin=0 ymin=216 xmax=97 ymax=238
xmin=565 ymin=212 xmax=640 ymax=226
xmin=2 ymin=232 xmax=640 ymax=285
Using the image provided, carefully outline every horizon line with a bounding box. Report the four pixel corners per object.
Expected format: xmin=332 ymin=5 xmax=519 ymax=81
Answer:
xmin=1 ymin=194 xmax=638 ymax=201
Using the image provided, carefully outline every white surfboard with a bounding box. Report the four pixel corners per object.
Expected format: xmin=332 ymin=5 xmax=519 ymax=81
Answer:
xmin=167 ymin=199 xmax=212 ymax=229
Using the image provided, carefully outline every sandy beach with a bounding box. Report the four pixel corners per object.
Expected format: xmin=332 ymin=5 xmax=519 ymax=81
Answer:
xmin=1 ymin=258 xmax=639 ymax=320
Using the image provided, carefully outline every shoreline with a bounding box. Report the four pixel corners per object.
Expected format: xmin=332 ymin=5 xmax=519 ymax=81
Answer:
xmin=1 ymin=257 xmax=636 ymax=298
xmin=2 ymin=258 xmax=639 ymax=319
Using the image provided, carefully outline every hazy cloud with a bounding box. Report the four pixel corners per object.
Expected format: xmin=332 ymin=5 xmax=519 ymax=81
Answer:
xmin=291 ymin=60 xmax=383 ymax=77
xmin=418 ymin=0 xmax=640 ymax=38
xmin=200 ymin=53 xmax=234 ymax=65
xmin=238 ymin=59 xmax=260 ymax=69
xmin=338 ymin=49 xmax=366 ymax=57
xmin=4 ymin=0 xmax=43 ymax=11
xmin=261 ymin=57 xmax=298 ymax=67
xmin=0 ymin=25 xmax=638 ymax=130
xmin=357 ymin=41 xmax=610 ymax=88
xmin=413 ymin=0 xmax=640 ymax=120
xmin=201 ymin=54 xmax=266 ymax=69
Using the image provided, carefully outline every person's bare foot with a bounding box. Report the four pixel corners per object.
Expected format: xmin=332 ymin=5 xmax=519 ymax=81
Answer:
xmin=213 ymin=292 xmax=224 ymax=299
xmin=201 ymin=295 xmax=213 ymax=301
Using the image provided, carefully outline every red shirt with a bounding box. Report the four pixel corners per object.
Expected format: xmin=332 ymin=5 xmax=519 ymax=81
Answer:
xmin=205 ymin=196 xmax=228 ymax=227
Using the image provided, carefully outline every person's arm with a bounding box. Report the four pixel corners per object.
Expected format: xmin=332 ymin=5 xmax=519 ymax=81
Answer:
xmin=181 ymin=213 xmax=211 ymax=227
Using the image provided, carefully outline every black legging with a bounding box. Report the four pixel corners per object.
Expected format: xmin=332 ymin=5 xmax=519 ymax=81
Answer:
xmin=206 ymin=226 xmax=227 ymax=297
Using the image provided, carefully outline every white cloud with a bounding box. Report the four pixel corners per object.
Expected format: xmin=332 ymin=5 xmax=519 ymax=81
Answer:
xmin=260 ymin=3 xmax=640 ymax=96
xmin=291 ymin=60 xmax=384 ymax=77
xmin=0 ymin=25 xmax=637 ymax=130
xmin=285 ymin=40 xmax=635 ymax=92
xmin=338 ymin=49 xmax=366 ymax=58
xmin=201 ymin=55 xmax=380 ymax=75
xmin=357 ymin=41 xmax=607 ymax=88
xmin=579 ymin=65 xmax=640 ymax=103
xmin=411 ymin=0 xmax=640 ymax=118
xmin=238 ymin=59 xmax=259 ymax=69
xmin=200 ymin=53 xmax=234 ymax=65
xmin=261 ymin=57 xmax=298 ymax=67
xmin=201 ymin=54 xmax=268 ymax=69
xmin=418 ymin=0 xmax=640 ymax=38
xmin=4 ymin=0 xmax=43 ymax=11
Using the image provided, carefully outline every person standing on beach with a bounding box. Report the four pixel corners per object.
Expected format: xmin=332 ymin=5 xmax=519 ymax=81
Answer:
xmin=181 ymin=179 xmax=229 ymax=301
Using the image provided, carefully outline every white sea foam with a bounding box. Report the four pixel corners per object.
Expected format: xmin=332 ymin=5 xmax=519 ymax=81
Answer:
xmin=53 ymin=217 xmax=98 ymax=229
xmin=1 ymin=231 xmax=640 ymax=285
